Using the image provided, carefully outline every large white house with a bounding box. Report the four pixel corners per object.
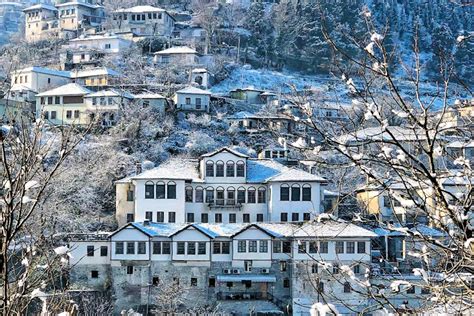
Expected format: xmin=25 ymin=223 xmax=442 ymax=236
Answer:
xmin=111 ymin=5 xmax=175 ymax=37
xmin=115 ymin=147 xmax=327 ymax=227
xmin=173 ymin=86 xmax=211 ymax=112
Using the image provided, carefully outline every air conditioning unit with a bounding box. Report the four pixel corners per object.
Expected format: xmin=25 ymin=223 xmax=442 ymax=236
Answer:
xmin=223 ymin=269 xmax=231 ymax=274
xmin=233 ymin=269 xmax=240 ymax=274
xmin=261 ymin=268 xmax=270 ymax=274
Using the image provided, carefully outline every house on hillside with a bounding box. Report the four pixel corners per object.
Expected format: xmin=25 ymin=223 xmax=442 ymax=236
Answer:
xmin=229 ymin=87 xmax=265 ymax=105
xmin=227 ymin=111 xmax=297 ymax=134
xmin=111 ymin=5 xmax=175 ymax=37
xmin=23 ymin=4 xmax=59 ymax=42
xmin=173 ymin=86 xmax=211 ymax=112
xmin=445 ymin=140 xmax=474 ymax=169
xmin=70 ymin=67 xmax=120 ymax=87
xmin=153 ymin=46 xmax=200 ymax=66
xmin=83 ymin=89 xmax=134 ymax=126
xmin=114 ymin=147 xmax=327 ymax=226
xmin=56 ymin=0 xmax=105 ymax=33
xmin=133 ymin=92 xmax=167 ymax=113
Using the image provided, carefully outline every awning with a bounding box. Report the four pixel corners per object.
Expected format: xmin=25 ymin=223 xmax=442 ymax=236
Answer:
xmin=216 ymin=275 xmax=276 ymax=283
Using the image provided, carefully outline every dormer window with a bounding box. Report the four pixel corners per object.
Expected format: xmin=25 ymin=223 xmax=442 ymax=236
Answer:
xmin=216 ymin=161 xmax=224 ymax=177
xmin=226 ymin=161 xmax=235 ymax=177
xmin=236 ymin=161 xmax=245 ymax=177
xmin=206 ymin=161 xmax=214 ymax=177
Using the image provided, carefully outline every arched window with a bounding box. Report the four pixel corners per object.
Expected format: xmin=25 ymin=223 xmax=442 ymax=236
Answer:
xmin=206 ymin=161 xmax=214 ymax=177
xmin=167 ymin=181 xmax=176 ymax=199
xmin=237 ymin=187 xmax=246 ymax=204
xmin=280 ymin=184 xmax=289 ymax=201
xmin=205 ymin=187 xmax=214 ymax=203
xmin=227 ymin=187 xmax=235 ymax=205
xmin=145 ymin=181 xmax=154 ymax=199
xmin=226 ymin=161 xmax=235 ymax=177
xmin=216 ymin=161 xmax=224 ymax=177
xmin=156 ymin=181 xmax=165 ymax=199
xmin=236 ymin=161 xmax=245 ymax=177
xmin=247 ymin=187 xmax=256 ymax=203
xmin=185 ymin=186 xmax=193 ymax=202
xmin=216 ymin=187 xmax=225 ymax=205
xmin=302 ymin=184 xmax=311 ymax=201
xmin=195 ymin=186 xmax=203 ymax=203
xmin=291 ymin=184 xmax=301 ymax=201
xmin=258 ymin=187 xmax=266 ymax=203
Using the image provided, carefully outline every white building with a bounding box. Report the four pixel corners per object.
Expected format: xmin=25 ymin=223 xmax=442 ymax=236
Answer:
xmin=115 ymin=147 xmax=327 ymax=227
xmin=153 ymin=46 xmax=200 ymax=66
xmin=173 ymin=86 xmax=211 ymax=112
xmin=23 ymin=3 xmax=58 ymax=42
xmin=133 ymin=92 xmax=167 ymax=113
xmin=111 ymin=5 xmax=175 ymax=37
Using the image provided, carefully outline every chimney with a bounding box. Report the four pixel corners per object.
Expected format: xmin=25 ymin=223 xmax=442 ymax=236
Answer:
xmin=136 ymin=162 xmax=142 ymax=175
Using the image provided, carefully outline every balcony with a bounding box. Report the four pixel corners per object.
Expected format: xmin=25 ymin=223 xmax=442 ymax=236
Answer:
xmin=208 ymin=199 xmax=242 ymax=210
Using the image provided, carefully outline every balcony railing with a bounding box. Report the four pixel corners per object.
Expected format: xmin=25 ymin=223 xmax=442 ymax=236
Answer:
xmin=207 ymin=199 xmax=242 ymax=209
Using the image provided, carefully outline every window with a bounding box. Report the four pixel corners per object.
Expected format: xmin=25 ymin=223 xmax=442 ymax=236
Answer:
xmin=222 ymin=242 xmax=230 ymax=254
xmin=333 ymin=264 xmax=339 ymax=274
xmin=280 ymin=184 xmax=289 ymax=201
xmin=280 ymin=261 xmax=287 ymax=271
xmin=201 ymin=213 xmax=208 ymax=223
xmin=216 ymin=161 xmax=224 ymax=177
xmin=126 ymin=213 xmax=134 ymax=223
xmin=227 ymin=187 xmax=235 ymax=205
xmin=115 ymin=242 xmax=124 ymax=254
xmin=87 ymin=245 xmax=94 ymax=256
xmin=209 ymin=277 xmax=216 ymax=287
xmin=187 ymin=213 xmax=194 ymax=223
xmin=247 ymin=187 xmax=256 ymax=203
xmin=91 ymin=270 xmax=99 ymax=278
xmin=206 ymin=161 xmax=214 ymax=177
xmin=236 ymin=161 xmax=245 ymax=177
xmin=205 ymin=188 xmax=214 ymax=203
xmin=273 ymin=241 xmax=282 ymax=253
xmin=320 ymin=241 xmax=328 ymax=253
xmin=74 ymin=110 xmax=80 ymax=118
xmin=215 ymin=213 xmax=222 ymax=223
xmin=156 ymin=211 xmax=164 ymax=223
xmin=407 ymin=286 xmax=416 ymax=294
xmin=213 ymin=242 xmax=221 ymax=254
xmin=257 ymin=214 xmax=264 ymax=222
xmin=244 ymin=260 xmax=252 ymax=272
xmin=309 ymin=241 xmax=318 ymax=253
xmin=127 ymin=190 xmax=134 ymax=201
xmin=283 ymin=278 xmax=290 ymax=288
xmin=216 ymin=187 xmax=225 ymax=205
xmin=353 ymin=265 xmax=360 ymax=274
xmin=153 ymin=242 xmax=161 ymax=254
xmin=318 ymin=282 xmax=324 ymax=293
xmin=153 ymin=276 xmax=159 ymax=285
xmin=138 ymin=242 xmax=146 ymax=254
xmin=237 ymin=187 xmax=246 ymax=203
xmin=357 ymin=242 xmax=366 ymax=253
xmin=195 ymin=187 xmax=203 ymax=203
xmin=238 ymin=241 xmax=246 ymax=252
xmin=298 ymin=241 xmax=306 ymax=253
xmin=55 ymin=96 xmax=60 ymax=104
xmin=291 ymin=184 xmax=301 ymax=201
xmin=167 ymin=182 xmax=176 ymax=199
xmin=198 ymin=242 xmax=206 ymax=255
xmin=344 ymin=282 xmax=351 ymax=293
xmin=195 ymin=98 xmax=201 ymax=109
xmin=312 ymin=264 xmax=318 ymax=273
xmin=162 ymin=242 xmax=170 ymax=254
xmin=258 ymin=188 xmax=266 ymax=203
xmin=47 ymin=97 xmax=53 ymax=104
xmin=281 ymin=212 xmax=288 ymax=222
xmin=383 ymin=196 xmax=391 ymax=208
xmin=336 ymin=241 xmax=344 ymax=254
xmin=51 ymin=111 xmax=57 ymax=119
xmin=249 ymin=240 xmax=257 ymax=252
xmin=260 ymin=240 xmax=268 ymax=252
xmin=44 ymin=111 xmax=49 ymax=119
xmin=169 ymin=212 xmax=176 ymax=223
xmin=100 ymin=246 xmax=108 ymax=256
xmin=302 ymin=184 xmax=311 ymax=201
xmin=421 ymin=287 xmax=430 ymax=294
xmin=177 ymin=242 xmax=185 ymax=254
xmin=229 ymin=213 xmax=236 ymax=223
xmin=187 ymin=242 xmax=196 ymax=255
xmin=303 ymin=213 xmax=310 ymax=221
xmin=105 ymin=43 xmax=111 ymax=49
xmin=126 ymin=242 xmax=135 ymax=254
xmin=185 ymin=97 xmax=190 ymax=105
xmin=243 ymin=213 xmax=250 ymax=223
xmin=292 ymin=213 xmax=299 ymax=222
xmin=127 ymin=266 xmax=133 ymax=275
xmin=226 ymin=161 xmax=235 ymax=177
xmin=139 ymin=210 xmax=150 ymax=221
xmin=145 ymin=181 xmax=154 ymax=199
xmin=283 ymin=241 xmax=292 ymax=253
xmin=185 ymin=187 xmax=193 ymax=202
xmin=347 ymin=241 xmax=355 ymax=254
xmin=191 ymin=277 xmax=197 ymax=286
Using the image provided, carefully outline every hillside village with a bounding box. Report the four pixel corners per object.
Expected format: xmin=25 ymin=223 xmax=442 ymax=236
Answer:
xmin=0 ymin=0 xmax=473 ymax=315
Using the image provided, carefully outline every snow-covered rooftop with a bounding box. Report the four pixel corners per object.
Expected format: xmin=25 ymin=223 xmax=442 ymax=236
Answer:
xmin=129 ymin=158 xmax=201 ymax=181
xmin=70 ymin=67 xmax=120 ymax=78
xmin=23 ymin=3 xmax=57 ymax=11
xmin=201 ymin=147 xmax=249 ymax=158
xmin=12 ymin=66 xmax=70 ymax=78
xmin=55 ymin=1 xmax=102 ymax=9
xmin=247 ymin=159 xmax=326 ymax=183
xmin=296 ymin=221 xmax=378 ymax=238
xmin=134 ymin=92 xmax=166 ymax=99
xmin=176 ymin=86 xmax=211 ymax=95
xmin=69 ymin=34 xmax=128 ymax=42
xmin=36 ymin=83 xmax=92 ymax=97
xmin=338 ymin=126 xmax=437 ymax=144
xmin=154 ymin=46 xmax=198 ymax=55
xmin=85 ymin=89 xmax=134 ymax=99
xmin=114 ymin=5 xmax=165 ymax=13
xmin=446 ymin=140 xmax=474 ymax=148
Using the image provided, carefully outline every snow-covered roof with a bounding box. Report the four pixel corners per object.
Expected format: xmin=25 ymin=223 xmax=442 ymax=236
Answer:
xmin=69 ymin=34 xmax=127 ymax=42
xmin=70 ymin=67 xmax=120 ymax=78
xmin=134 ymin=92 xmax=166 ymax=99
xmin=23 ymin=3 xmax=57 ymax=11
xmin=175 ymin=86 xmax=211 ymax=95
xmin=192 ymin=68 xmax=207 ymax=73
xmin=12 ymin=66 xmax=70 ymax=78
xmin=446 ymin=140 xmax=474 ymax=148
xmin=201 ymin=147 xmax=249 ymax=159
xmin=338 ymin=126 xmax=438 ymax=144
xmin=85 ymin=89 xmax=134 ymax=99
xmin=154 ymin=46 xmax=198 ymax=55
xmin=295 ymin=220 xmax=378 ymax=238
xmin=227 ymin=111 xmax=289 ymax=120
xmin=247 ymin=159 xmax=326 ymax=183
xmin=55 ymin=1 xmax=102 ymax=9
xmin=114 ymin=5 xmax=165 ymax=13
xmin=10 ymin=85 xmax=34 ymax=92
xmin=129 ymin=222 xmax=186 ymax=237
xmin=129 ymin=158 xmax=200 ymax=181
xmin=36 ymin=83 xmax=92 ymax=97
xmin=409 ymin=225 xmax=445 ymax=238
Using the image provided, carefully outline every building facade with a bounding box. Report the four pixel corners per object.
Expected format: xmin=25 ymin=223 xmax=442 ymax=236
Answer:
xmin=111 ymin=5 xmax=174 ymax=37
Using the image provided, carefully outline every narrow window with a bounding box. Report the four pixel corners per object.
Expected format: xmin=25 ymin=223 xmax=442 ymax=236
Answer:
xmin=222 ymin=242 xmax=230 ymax=254
xmin=256 ymin=214 xmax=264 ymax=222
xmin=209 ymin=277 xmax=216 ymax=287
xmin=336 ymin=241 xmax=344 ymax=254
xmin=137 ymin=242 xmax=146 ymax=254
xmin=280 ymin=184 xmax=289 ymax=201
xmin=187 ymin=242 xmax=196 ymax=255
xmin=238 ymin=240 xmax=246 ymax=252
xmin=126 ymin=242 xmax=135 ymax=254
xmin=312 ymin=264 xmax=318 ymax=273
xmin=198 ymin=242 xmax=206 ymax=255
xmin=282 ymin=242 xmax=292 ymax=254
xmin=162 ymin=242 xmax=171 ymax=254
xmin=236 ymin=161 xmax=245 ymax=177
xmin=126 ymin=266 xmax=133 ymax=275
xmin=190 ymin=277 xmax=197 ymax=286
xmin=177 ymin=242 xmax=185 ymax=255
xmin=201 ymin=213 xmax=208 ymax=223
xmin=206 ymin=161 xmax=214 ymax=177
xmin=115 ymin=242 xmax=124 ymax=254
xmin=346 ymin=241 xmax=355 ymax=254
xmin=187 ymin=213 xmax=194 ymax=223
xmin=249 ymin=240 xmax=257 ymax=252
xmin=195 ymin=187 xmax=204 ymax=203
xmin=281 ymin=212 xmax=288 ymax=222
xmin=145 ymin=211 xmax=152 ymax=221
xmin=145 ymin=181 xmax=154 ymax=199
xmin=126 ymin=213 xmax=134 ymax=223
xmin=283 ymin=278 xmax=290 ymax=288
xmin=91 ymin=270 xmax=99 ymax=278
xmin=259 ymin=240 xmax=268 ymax=253
xmin=168 ymin=212 xmax=176 ymax=223
xmin=226 ymin=161 xmax=235 ymax=177
xmin=153 ymin=277 xmax=160 ymax=285
xmin=156 ymin=182 xmax=165 ymax=199
xmin=229 ymin=213 xmax=236 ymax=223
xmin=291 ymin=184 xmax=301 ymax=201
xmin=303 ymin=213 xmax=310 ymax=221
xmin=156 ymin=211 xmax=164 ymax=223
xmin=153 ymin=242 xmax=161 ymax=255
xmin=357 ymin=241 xmax=366 ymax=253
xmin=292 ymin=213 xmax=299 ymax=222
xmin=185 ymin=187 xmax=193 ymax=202
xmin=215 ymin=213 xmax=222 ymax=223
xmin=100 ymin=246 xmax=108 ymax=257
xmin=243 ymin=213 xmax=250 ymax=223
xmin=126 ymin=190 xmax=134 ymax=201
xmin=302 ymin=184 xmax=311 ymax=201
xmin=247 ymin=187 xmax=256 ymax=203
xmin=258 ymin=188 xmax=266 ymax=203
xmin=205 ymin=188 xmax=214 ymax=203
xmin=227 ymin=187 xmax=235 ymax=205
xmin=320 ymin=241 xmax=328 ymax=253
xmin=216 ymin=161 xmax=224 ymax=177
xmin=87 ymin=245 xmax=94 ymax=256
xmin=280 ymin=261 xmax=287 ymax=271
xmin=309 ymin=241 xmax=318 ymax=253
xmin=167 ymin=182 xmax=176 ymax=199
xmin=298 ymin=241 xmax=306 ymax=253
xmin=237 ymin=187 xmax=246 ymax=204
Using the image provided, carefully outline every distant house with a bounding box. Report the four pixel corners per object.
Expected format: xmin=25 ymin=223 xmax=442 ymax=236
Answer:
xmin=153 ymin=46 xmax=200 ymax=66
xmin=171 ymin=24 xmax=206 ymax=47
xmin=112 ymin=5 xmax=175 ymax=37
xmin=23 ymin=4 xmax=58 ymax=42
xmin=70 ymin=67 xmax=120 ymax=87
xmin=439 ymin=100 xmax=474 ymax=129
xmin=229 ymin=87 xmax=265 ymax=104
xmin=173 ymin=86 xmax=211 ymax=112
xmin=227 ymin=111 xmax=296 ymax=134
xmin=445 ymin=140 xmax=474 ymax=169
xmin=133 ymin=92 xmax=167 ymax=113
xmin=56 ymin=1 xmax=105 ymax=32
xmin=191 ymin=68 xmax=209 ymax=88
xmin=84 ymin=89 xmax=134 ymax=126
